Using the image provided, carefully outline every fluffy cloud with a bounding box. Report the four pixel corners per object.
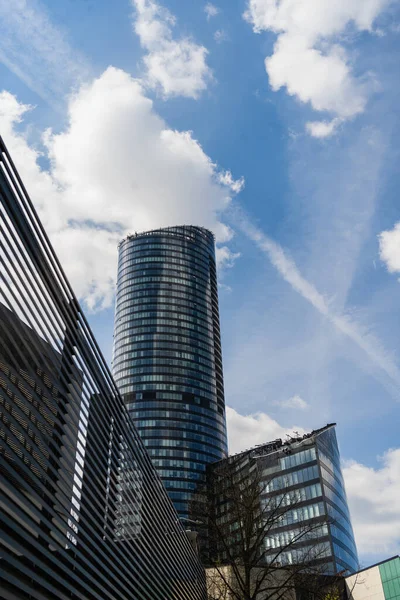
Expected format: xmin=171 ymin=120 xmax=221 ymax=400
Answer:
xmin=244 ymin=0 xmax=390 ymax=134
xmin=0 ymin=67 xmax=242 ymax=310
xmin=306 ymin=118 xmax=342 ymax=139
xmin=343 ymin=449 xmax=400 ymax=557
xmin=205 ymin=3 xmax=220 ymax=20
xmin=226 ymin=406 xmax=305 ymax=455
xmin=131 ymin=0 xmax=212 ymax=98
xmin=216 ymin=246 xmax=241 ymax=269
xmin=379 ymin=222 xmax=400 ymax=275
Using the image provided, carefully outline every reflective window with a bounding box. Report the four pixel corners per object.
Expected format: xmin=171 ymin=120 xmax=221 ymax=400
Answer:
xmin=264 ymin=464 xmax=320 ymax=492
xmin=279 ymin=447 xmax=317 ymax=470
xmin=274 ymin=502 xmax=325 ymax=527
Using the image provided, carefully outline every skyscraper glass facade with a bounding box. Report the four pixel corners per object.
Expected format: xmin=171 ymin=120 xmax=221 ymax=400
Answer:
xmin=113 ymin=226 xmax=228 ymax=516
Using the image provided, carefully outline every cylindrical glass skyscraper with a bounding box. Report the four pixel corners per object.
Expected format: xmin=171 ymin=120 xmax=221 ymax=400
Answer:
xmin=113 ymin=226 xmax=228 ymax=516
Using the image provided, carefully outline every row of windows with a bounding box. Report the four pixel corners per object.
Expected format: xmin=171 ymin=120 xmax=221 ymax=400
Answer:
xmin=157 ymin=468 xmax=205 ymax=479
xmin=135 ymin=420 xmax=226 ymax=444
xmin=117 ymin=271 xmax=211 ymax=294
xmin=163 ymin=479 xmax=198 ymax=491
xmin=263 ymin=483 xmax=323 ymax=509
xmin=113 ymin=342 xmax=218 ymax=370
xmin=119 ymin=243 xmax=214 ymax=273
xmin=114 ymin=332 xmax=219 ymax=366
xmin=116 ymin=366 xmax=216 ymax=386
xmin=114 ymin=317 xmax=215 ymax=342
xmin=119 ymin=240 xmax=213 ymax=266
xmin=118 ymin=374 xmax=217 ymax=394
xmin=115 ymin=308 xmax=214 ymax=334
xmin=139 ymin=429 xmax=225 ymax=452
xmin=114 ymin=330 xmax=217 ymax=357
xmin=134 ymin=418 xmax=225 ymax=439
xmin=117 ymin=257 xmax=213 ymax=284
xmin=120 ymin=383 xmax=216 ymax=402
xmin=114 ymin=357 xmax=215 ymax=379
xmin=146 ymin=445 xmax=223 ymax=462
xmin=115 ymin=301 xmax=213 ymax=328
xmin=279 ymin=447 xmax=317 ymax=470
xmin=264 ymin=524 xmax=329 ymax=550
xmin=263 ymin=465 xmax=320 ymax=492
xmin=152 ymin=459 xmax=206 ymax=471
xmin=117 ymin=267 xmax=211 ymax=296
xmin=129 ymin=410 xmax=226 ymax=433
xmin=113 ymin=350 xmax=214 ymax=373
xmin=266 ymin=541 xmax=332 ymax=566
xmin=117 ymin=254 xmax=212 ymax=282
xmin=167 ymin=491 xmax=195 ymax=502
xmin=129 ymin=401 xmax=226 ymax=424
xmin=115 ymin=286 xmax=212 ymax=314
xmin=113 ymin=327 xmax=218 ymax=353
xmin=275 ymin=501 xmax=325 ymax=528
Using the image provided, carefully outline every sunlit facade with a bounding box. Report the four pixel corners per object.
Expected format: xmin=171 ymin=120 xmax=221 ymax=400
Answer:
xmin=113 ymin=225 xmax=228 ymax=516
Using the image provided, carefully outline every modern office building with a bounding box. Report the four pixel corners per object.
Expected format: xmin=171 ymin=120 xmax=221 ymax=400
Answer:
xmin=0 ymin=137 xmax=206 ymax=600
xmin=204 ymin=424 xmax=358 ymax=575
xmin=113 ymin=226 xmax=228 ymax=517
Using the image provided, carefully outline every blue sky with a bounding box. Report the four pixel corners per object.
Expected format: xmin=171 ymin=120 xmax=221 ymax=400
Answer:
xmin=1 ymin=0 xmax=400 ymax=566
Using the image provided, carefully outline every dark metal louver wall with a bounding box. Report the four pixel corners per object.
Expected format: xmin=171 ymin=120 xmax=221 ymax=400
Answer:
xmin=0 ymin=136 xmax=207 ymax=600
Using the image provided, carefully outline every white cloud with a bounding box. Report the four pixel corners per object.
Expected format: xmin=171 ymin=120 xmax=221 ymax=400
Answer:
xmin=0 ymin=67 xmax=243 ymax=310
xmin=218 ymin=170 xmax=245 ymax=194
xmin=226 ymin=406 xmax=305 ymax=455
xmin=278 ymin=395 xmax=310 ymax=410
xmin=0 ymin=0 xmax=90 ymax=107
xmin=205 ymin=3 xmax=220 ymax=20
xmin=343 ymin=449 xmax=400 ymax=557
xmin=306 ymin=118 xmax=341 ymax=139
xmin=214 ymin=29 xmax=229 ymax=43
xmin=131 ymin=0 xmax=212 ymax=98
xmin=379 ymin=222 xmax=400 ymax=275
xmin=230 ymin=206 xmax=400 ymax=396
xmin=244 ymin=0 xmax=390 ymax=129
xmin=216 ymin=246 xmax=241 ymax=270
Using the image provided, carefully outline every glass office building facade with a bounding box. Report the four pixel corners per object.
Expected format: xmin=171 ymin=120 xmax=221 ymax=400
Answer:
xmin=208 ymin=424 xmax=358 ymax=574
xmin=113 ymin=226 xmax=228 ymax=516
